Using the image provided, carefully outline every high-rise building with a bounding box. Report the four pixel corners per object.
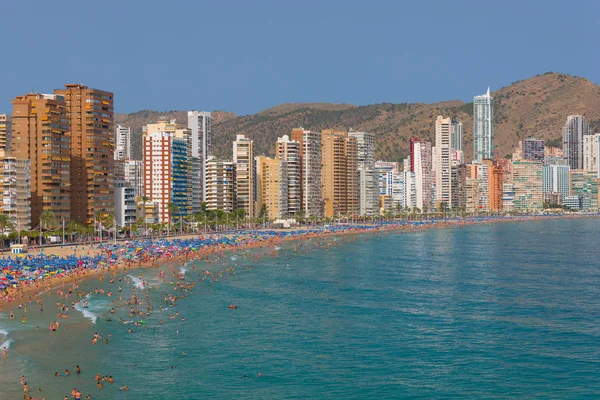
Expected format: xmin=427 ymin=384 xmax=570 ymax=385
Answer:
xmin=205 ymin=160 xmax=235 ymax=213
xmin=290 ymin=128 xmax=322 ymax=217
xmin=54 ymin=84 xmax=114 ymax=225
xmin=11 ymin=93 xmax=71 ymax=224
xmin=450 ymin=120 xmax=463 ymax=152
xmin=187 ymin=111 xmax=212 ymax=204
xmin=401 ymin=171 xmax=416 ymax=209
xmin=114 ymin=176 xmax=137 ymax=228
xmin=123 ymin=160 xmax=144 ymax=198
xmin=522 ymin=138 xmax=545 ymax=162
xmin=276 ymin=135 xmax=301 ymax=216
xmin=468 ymin=163 xmax=489 ymax=211
xmin=410 ymin=138 xmax=433 ymax=211
xmin=502 ymin=183 xmax=515 ymax=212
xmin=0 ymin=152 xmax=31 ymax=230
xmin=233 ymin=134 xmax=254 ymax=217
xmin=0 ymin=114 xmax=11 ymax=152
xmin=450 ymin=163 xmax=466 ymax=211
xmin=435 ymin=116 xmax=452 ymax=209
xmin=114 ymin=124 xmax=132 ymax=161
xmin=512 ymin=160 xmax=543 ymax=211
xmin=143 ymin=130 xmax=189 ymax=224
xmin=473 ymin=87 xmax=494 ymax=162
xmin=562 ymin=115 xmax=589 ymax=170
xmin=542 ymin=165 xmax=570 ymax=204
xmin=583 ymin=133 xmax=600 ymax=171
xmin=348 ymin=131 xmax=377 ymax=216
xmin=482 ymin=159 xmax=503 ymax=211
xmin=570 ymin=170 xmax=598 ymax=209
xmin=255 ymin=156 xmax=289 ymax=220
xmin=144 ymin=120 xmax=194 ymax=216
xmin=465 ymin=176 xmax=479 ymax=213
xmin=321 ymin=129 xmax=358 ymax=217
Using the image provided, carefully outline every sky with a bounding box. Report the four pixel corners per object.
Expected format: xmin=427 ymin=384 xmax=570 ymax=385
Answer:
xmin=1 ymin=0 xmax=599 ymax=116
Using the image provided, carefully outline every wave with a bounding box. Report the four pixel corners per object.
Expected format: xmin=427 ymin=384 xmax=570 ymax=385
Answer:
xmin=128 ymin=275 xmax=145 ymax=289
xmin=274 ymin=246 xmax=282 ymax=251
xmin=0 ymin=339 xmax=12 ymax=349
xmin=230 ymin=256 xmax=238 ymax=261
xmin=0 ymin=329 xmax=9 ymax=337
xmin=180 ymin=266 xmax=188 ymax=275
xmin=75 ymin=302 xmax=98 ymax=324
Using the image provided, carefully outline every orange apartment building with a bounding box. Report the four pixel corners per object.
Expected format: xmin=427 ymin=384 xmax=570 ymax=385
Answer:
xmin=54 ymin=84 xmax=114 ymax=225
xmin=321 ymin=129 xmax=358 ymax=218
xmin=11 ymin=93 xmax=71 ymax=224
xmin=482 ymin=159 xmax=504 ymax=211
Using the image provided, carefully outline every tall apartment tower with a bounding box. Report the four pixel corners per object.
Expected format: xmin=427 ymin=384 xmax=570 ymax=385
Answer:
xmin=410 ymin=138 xmax=433 ymax=211
xmin=435 ymin=116 xmax=452 ymax=209
xmin=348 ymin=130 xmax=378 ymax=216
xmin=11 ymin=93 xmax=71 ymax=224
xmin=187 ymin=111 xmax=212 ymax=204
xmin=114 ymin=124 xmax=132 ymax=161
xmin=205 ymin=160 xmax=235 ymax=212
xmin=562 ymin=115 xmax=589 ymax=170
xmin=482 ymin=159 xmax=503 ymax=211
xmin=321 ymin=129 xmax=358 ymax=218
xmin=255 ymin=156 xmax=289 ymax=220
xmin=473 ymin=87 xmax=494 ymax=162
xmin=276 ymin=134 xmax=301 ymax=216
xmin=450 ymin=120 xmax=463 ymax=152
xmin=0 ymin=151 xmax=31 ymax=230
xmin=583 ymin=133 xmax=600 ymax=171
xmin=0 ymin=114 xmax=12 ymax=152
xmin=54 ymin=84 xmax=114 ymax=225
xmin=233 ymin=134 xmax=254 ymax=217
xmin=143 ymin=130 xmax=189 ymax=224
xmin=144 ymin=120 xmax=192 ymax=218
xmin=290 ymin=128 xmax=322 ymax=217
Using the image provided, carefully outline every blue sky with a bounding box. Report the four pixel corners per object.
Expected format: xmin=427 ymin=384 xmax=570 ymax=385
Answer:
xmin=1 ymin=0 xmax=598 ymax=115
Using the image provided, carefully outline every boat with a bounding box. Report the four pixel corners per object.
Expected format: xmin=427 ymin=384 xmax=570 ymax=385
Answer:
xmin=228 ymin=305 xmax=237 ymax=309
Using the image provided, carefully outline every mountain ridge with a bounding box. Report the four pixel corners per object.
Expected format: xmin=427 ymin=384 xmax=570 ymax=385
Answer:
xmin=115 ymin=72 xmax=600 ymax=162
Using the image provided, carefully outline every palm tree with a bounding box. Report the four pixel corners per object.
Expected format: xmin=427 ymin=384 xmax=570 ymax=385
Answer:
xmin=40 ymin=210 xmax=56 ymax=230
xmin=167 ymin=202 xmax=179 ymax=237
xmin=140 ymin=196 xmax=150 ymax=236
xmin=0 ymin=214 xmax=15 ymax=249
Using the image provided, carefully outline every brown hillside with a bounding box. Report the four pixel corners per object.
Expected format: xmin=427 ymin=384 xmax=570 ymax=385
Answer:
xmin=116 ymin=73 xmax=600 ymax=163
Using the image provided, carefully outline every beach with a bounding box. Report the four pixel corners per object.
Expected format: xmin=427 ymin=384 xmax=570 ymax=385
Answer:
xmin=0 ymin=214 xmax=594 ymax=311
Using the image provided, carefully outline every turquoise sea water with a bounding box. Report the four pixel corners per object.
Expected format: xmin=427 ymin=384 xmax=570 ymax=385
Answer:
xmin=1 ymin=218 xmax=600 ymax=399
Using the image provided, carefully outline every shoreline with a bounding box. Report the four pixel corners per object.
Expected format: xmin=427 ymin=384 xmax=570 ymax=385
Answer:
xmin=0 ymin=214 xmax=596 ymax=309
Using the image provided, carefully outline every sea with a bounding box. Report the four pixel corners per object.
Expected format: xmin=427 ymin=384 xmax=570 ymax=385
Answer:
xmin=0 ymin=217 xmax=599 ymax=399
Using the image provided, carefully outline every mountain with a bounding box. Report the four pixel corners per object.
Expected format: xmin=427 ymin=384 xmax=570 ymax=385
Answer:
xmin=115 ymin=72 xmax=600 ymax=163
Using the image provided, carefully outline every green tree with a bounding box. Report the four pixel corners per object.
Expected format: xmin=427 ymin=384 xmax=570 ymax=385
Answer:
xmin=40 ymin=210 xmax=57 ymax=230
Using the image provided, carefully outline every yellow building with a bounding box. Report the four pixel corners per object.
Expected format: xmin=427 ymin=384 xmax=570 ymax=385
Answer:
xmin=255 ymin=156 xmax=288 ymax=220
xmin=321 ymin=129 xmax=358 ymax=218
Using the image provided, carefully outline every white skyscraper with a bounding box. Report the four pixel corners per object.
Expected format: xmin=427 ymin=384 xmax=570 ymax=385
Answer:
xmin=473 ymin=88 xmax=494 ymax=162
xmin=563 ymin=115 xmax=589 ymax=170
xmin=435 ymin=116 xmax=452 ymax=208
xmin=451 ymin=120 xmax=463 ymax=152
xmin=582 ymin=133 xmax=600 ymax=171
xmin=115 ymin=124 xmax=132 ymax=161
xmin=187 ymin=111 xmax=213 ymax=203
xmin=348 ymin=131 xmax=378 ymax=216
